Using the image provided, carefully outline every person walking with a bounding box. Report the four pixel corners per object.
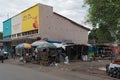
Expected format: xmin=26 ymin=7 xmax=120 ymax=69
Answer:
xmin=0 ymin=48 xmax=4 ymax=63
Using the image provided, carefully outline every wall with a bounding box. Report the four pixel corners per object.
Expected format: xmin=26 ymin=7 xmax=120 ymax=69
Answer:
xmin=52 ymin=13 xmax=88 ymax=44
xmin=3 ymin=4 xmax=40 ymax=38
xmin=39 ymin=4 xmax=88 ymax=44
xmin=3 ymin=3 xmax=89 ymax=44
xmin=21 ymin=4 xmax=40 ymax=32
xmin=12 ymin=14 xmax=22 ymax=34
xmin=3 ymin=19 xmax=12 ymax=37
xmin=39 ymin=4 xmax=53 ymax=38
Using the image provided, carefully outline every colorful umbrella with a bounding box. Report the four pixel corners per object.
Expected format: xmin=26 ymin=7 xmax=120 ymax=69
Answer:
xmin=31 ymin=40 xmax=48 ymax=46
xmin=16 ymin=43 xmax=31 ymax=49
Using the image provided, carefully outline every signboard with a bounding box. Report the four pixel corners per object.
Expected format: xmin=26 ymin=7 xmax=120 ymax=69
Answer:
xmin=12 ymin=14 xmax=22 ymax=34
xmin=22 ymin=5 xmax=39 ymax=32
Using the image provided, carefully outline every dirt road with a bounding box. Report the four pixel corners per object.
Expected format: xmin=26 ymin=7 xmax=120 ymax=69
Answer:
xmin=5 ymin=59 xmax=119 ymax=80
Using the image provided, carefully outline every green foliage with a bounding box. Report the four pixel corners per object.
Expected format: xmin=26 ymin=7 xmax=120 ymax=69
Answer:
xmin=89 ymin=28 xmax=115 ymax=43
xmin=85 ymin=0 xmax=120 ymax=43
xmin=88 ymin=28 xmax=97 ymax=40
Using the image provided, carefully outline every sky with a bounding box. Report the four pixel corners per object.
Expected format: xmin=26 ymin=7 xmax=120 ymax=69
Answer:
xmin=0 ymin=0 xmax=90 ymax=32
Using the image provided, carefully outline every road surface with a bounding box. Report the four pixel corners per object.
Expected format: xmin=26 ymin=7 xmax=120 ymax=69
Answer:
xmin=0 ymin=63 xmax=65 ymax=80
xmin=3 ymin=59 xmax=119 ymax=80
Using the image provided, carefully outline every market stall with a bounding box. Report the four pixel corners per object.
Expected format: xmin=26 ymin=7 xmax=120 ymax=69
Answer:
xmin=36 ymin=42 xmax=58 ymax=66
xmin=15 ymin=43 xmax=32 ymax=63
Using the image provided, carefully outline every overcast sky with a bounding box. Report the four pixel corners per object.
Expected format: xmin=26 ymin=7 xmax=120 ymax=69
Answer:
xmin=0 ymin=0 xmax=90 ymax=32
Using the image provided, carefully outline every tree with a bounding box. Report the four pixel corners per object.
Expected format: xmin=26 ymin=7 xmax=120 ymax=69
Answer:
xmin=89 ymin=28 xmax=114 ymax=43
xmin=85 ymin=0 xmax=120 ymax=43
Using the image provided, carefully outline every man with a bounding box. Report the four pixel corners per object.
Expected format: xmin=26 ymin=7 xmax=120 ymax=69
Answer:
xmin=0 ymin=48 xmax=4 ymax=63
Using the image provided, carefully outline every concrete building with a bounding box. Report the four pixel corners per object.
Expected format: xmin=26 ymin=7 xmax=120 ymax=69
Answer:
xmin=3 ymin=3 xmax=90 ymax=52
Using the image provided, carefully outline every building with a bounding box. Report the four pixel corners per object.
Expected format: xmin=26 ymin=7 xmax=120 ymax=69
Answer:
xmin=3 ymin=3 xmax=90 ymax=52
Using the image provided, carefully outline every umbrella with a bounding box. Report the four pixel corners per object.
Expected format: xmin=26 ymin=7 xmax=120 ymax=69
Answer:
xmin=31 ymin=40 xmax=48 ymax=46
xmin=52 ymin=43 xmax=67 ymax=50
xmin=36 ymin=43 xmax=57 ymax=55
xmin=16 ymin=43 xmax=31 ymax=49
xmin=37 ymin=43 xmax=57 ymax=49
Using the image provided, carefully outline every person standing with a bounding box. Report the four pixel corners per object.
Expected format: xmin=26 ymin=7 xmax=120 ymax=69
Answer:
xmin=0 ymin=48 xmax=4 ymax=63
xmin=10 ymin=48 xmax=14 ymax=58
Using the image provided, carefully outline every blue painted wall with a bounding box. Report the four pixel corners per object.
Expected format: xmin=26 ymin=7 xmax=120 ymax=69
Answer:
xmin=3 ymin=19 xmax=12 ymax=36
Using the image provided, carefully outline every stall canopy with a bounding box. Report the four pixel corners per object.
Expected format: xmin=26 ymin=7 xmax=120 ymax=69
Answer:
xmin=37 ymin=42 xmax=57 ymax=49
xmin=16 ymin=43 xmax=31 ymax=49
xmin=31 ymin=40 xmax=48 ymax=46
xmin=52 ymin=43 xmax=67 ymax=50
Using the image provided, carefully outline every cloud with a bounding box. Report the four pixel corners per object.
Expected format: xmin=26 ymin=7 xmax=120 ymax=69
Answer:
xmin=0 ymin=0 xmax=90 ymax=32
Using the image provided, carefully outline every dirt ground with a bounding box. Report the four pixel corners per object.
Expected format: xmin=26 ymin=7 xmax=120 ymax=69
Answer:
xmin=5 ymin=58 xmax=120 ymax=80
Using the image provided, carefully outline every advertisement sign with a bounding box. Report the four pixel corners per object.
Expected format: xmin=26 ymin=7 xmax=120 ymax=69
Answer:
xmin=12 ymin=14 xmax=22 ymax=34
xmin=22 ymin=5 xmax=39 ymax=32
xmin=3 ymin=19 xmax=12 ymax=36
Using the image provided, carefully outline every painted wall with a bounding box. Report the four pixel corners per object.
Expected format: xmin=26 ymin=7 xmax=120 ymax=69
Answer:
xmin=3 ymin=19 xmax=12 ymax=37
xmin=22 ymin=4 xmax=40 ymax=32
xmin=3 ymin=4 xmax=40 ymax=37
xmin=12 ymin=14 xmax=22 ymax=34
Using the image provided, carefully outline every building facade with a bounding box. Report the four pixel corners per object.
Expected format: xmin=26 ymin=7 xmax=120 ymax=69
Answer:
xmin=3 ymin=3 xmax=90 ymax=52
